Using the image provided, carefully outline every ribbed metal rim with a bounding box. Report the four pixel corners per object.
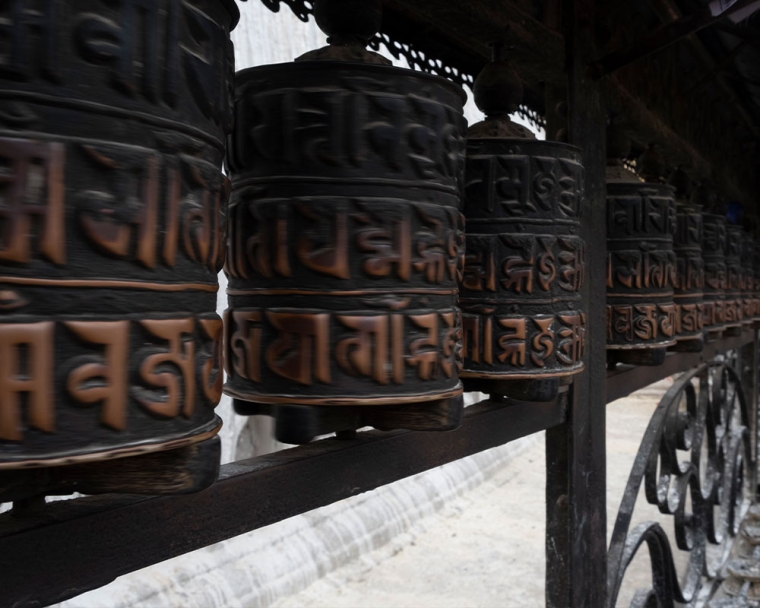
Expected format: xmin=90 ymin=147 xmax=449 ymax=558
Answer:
xmin=236 ymin=60 xmax=467 ymax=104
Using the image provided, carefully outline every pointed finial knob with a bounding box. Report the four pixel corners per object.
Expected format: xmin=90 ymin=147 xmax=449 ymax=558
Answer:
xmin=637 ymin=144 xmax=665 ymax=183
xmin=606 ymin=122 xmax=631 ymax=164
xmin=473 ymin=43 xmax=523 ymax=118
xmin=297 ymin=0 xmax=389 ymax=64
xmin=315 ymin=0 xmax=383 ymax=47
xmin=605 ymin=121 xmax=639 ymax=183
xmin=468 ymin=43 xmax=534 ymax=139
xmin=691 ymin=180 xmax=718 ymax=212
xmin=667 ymin=167 xmax=692 ymax=202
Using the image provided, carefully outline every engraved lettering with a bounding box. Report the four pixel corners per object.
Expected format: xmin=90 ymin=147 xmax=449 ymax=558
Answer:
xmin=65 ymin=321 xmax=129 ymax=431
xmin=0 ymin=138 xmax=65 ymax=264
xmin=199 ymin=317 xmax=223 ymax=404
xmin=335 ymin=315 xmax=389 ymax=384
xmin=296 ymin=204 xmax=349 ymax=279
xmin=134 ymin=318 xmax=196 ymax=418
xmin=266 ymin=312 xmax=331 ymax=385
xmin=497 ymin=318 xmax=526 ymax=366
xmin=407 ymin=313 xmax=439 ymax=380
xmin=225 ymin=309 xmax=263 ymax=383
xmin=78 ymin=145 xmax=159 ymax=268
xmin=0 ymin=322 xmax=54 ymax=441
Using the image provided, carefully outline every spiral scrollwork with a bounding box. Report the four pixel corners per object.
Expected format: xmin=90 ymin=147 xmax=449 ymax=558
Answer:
xmin=608 ymin=360 xmax=753 ymax=607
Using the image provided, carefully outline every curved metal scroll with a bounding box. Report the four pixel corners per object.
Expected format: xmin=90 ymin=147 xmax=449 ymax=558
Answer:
xmin=607 ymin=361 xmax=753 ymax=607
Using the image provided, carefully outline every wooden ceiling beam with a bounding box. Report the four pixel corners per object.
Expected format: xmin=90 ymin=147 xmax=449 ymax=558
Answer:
xmin=379 ymin=0 xmax=757 ymax=202
xmin=643 ymin=0 xmax=760 ymax=140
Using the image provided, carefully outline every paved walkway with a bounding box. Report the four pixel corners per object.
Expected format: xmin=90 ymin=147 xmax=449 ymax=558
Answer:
xmin=273 ymin=381 xmax=673 ymax=608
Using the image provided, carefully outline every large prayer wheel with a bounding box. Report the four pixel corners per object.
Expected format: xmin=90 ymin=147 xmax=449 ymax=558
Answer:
xmin=741 ymin=232 xmax=755 ymax=325
xmin=724 ymin=223 xmax=744 ymax=335
xmin=0 ymin=0 xmax=237 ymax=471
xmin=755 ymin=237 xmax=760 ymax=322
xmin=459 ymin=48 xmax=585 ymax=402
xmin=224 ymin=0 xmax=467 ymax=421
xmin=606 ymin=138 xmax=676 ymax=366
xmin=667 ymin=169 xmax=704 ymax=352
xmin=696 ymin=183 xmax=729 ymax=341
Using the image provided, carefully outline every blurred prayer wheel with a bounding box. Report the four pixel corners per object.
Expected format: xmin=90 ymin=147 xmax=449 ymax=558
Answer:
xmin=667 ymin=169 xmax=704 ymax=352
xmin=755 ymin=237 xmax=760 ymax=322
xmin=459 ymin=47 xmax=586 ymax=402
xmin=606 ymin=138 xmax=676 ymax=366
xmin=696 ymin=183 xmax=728 ymax=341
xmin=224 ymin=0 xmax=467 ymax=436
xmin=0 ymin=0 xmax=237 ymax=481
xmin=724 ymin=223 xmax=744 ymax=335
xmin=741 ymin=232 xmax=755 ymax=325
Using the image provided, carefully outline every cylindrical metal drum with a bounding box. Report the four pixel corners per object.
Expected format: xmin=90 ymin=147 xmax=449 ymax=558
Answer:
xmin=458 ymin=50 xmax=585 ymax=401
xmin=605 ymin=137 xmax=676 ymax=366
xmin=0 ymin=0 xmax=238 ymax=469
xmin=724 ymin=224 xmax=744 ymax=335
xmin=225 ymin=16 xmax=467 ymax=410
xmin=755 ymin=237 xmax=760 ymax=322
xmin=668 ymin=169 xmax=704 ymax=352
xmin=460 ymin=141 xmax=585 ymax=397
xmin=741 ymin=232 xmax=755 ymax=325
xmin=701 ymin=212 xmax=728 ymax=340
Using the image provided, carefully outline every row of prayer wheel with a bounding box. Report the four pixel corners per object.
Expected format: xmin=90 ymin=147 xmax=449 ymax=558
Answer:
xmin=0 ymin=0 xmax=756 ymax=496
xmin=604 ymin=125 xmax=760 ymax=366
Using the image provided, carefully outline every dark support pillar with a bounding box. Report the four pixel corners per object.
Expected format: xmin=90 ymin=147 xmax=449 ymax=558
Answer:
xmin=545 ymin=1 xmax=608 ymax=606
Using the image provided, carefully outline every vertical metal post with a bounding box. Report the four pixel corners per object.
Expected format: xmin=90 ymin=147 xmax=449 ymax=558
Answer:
xmin=545 ymin=1 xmax=608 ymax=606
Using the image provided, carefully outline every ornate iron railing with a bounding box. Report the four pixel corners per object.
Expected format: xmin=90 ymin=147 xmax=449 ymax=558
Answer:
xmin=607 ymin=359 xmax=754 ymax=607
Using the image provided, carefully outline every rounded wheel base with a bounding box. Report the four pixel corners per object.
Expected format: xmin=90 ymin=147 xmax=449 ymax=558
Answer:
xmin=608 ymin=346 xmax=667 ymax=367
xmin=233 ymin=397 xmax=465 ymax=445
xmin=462 ymin=377 xmax=560 ymax=403
xmin=0 ymin=437 xmax=221 ymax=504
xmin=669 ymin=337 xmax=705 ymax=353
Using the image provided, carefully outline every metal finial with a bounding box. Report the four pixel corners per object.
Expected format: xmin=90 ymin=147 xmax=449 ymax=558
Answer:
xmin=296 ymin=0 xmax=389 ymax=64
xmin=667 ymin=167 xmax=693 ymax=202
xmin=468 ymin=42 xmax=534 ymax=139
xmin=637 ymin=144 xmax=666 ymax=183
xmin=315 ymin=0 xmax=383 ymax=47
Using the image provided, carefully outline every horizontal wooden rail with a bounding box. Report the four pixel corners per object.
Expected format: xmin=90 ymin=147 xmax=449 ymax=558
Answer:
xmin=606 ymin=328 xmax=756 ymax=403
xmin=0 ymin=396 xmax=565 ymax=608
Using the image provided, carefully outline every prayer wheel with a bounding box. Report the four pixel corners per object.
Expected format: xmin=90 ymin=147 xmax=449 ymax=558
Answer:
xmin=741 ymin=232 xmax=755 ymax=325
xmin=224 ymin=0 xmax=467 ymax=440
xmin=459 ymin=48 xmax=586 ymax=402
xmin=606 ymin=137 xmax=676 ymax=366
xmin=724 ymin=223 xmax=744 ymax=336
xmin=668 ymin=169 xmax=704 ymax=352
xmin=696 ymin=183 xmax=728 ymax=341
xmin=0 ymin=0 xmax=237 ymax=482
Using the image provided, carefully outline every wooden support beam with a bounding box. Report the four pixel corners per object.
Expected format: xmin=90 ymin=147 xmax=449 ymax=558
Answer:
xmin=590 ymin=0 xmax=759 ymax=79
xmin=643 ymin=0 xmax=760 ymax=141
xmin=545 ymin=1 xmax=608 ymax=606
